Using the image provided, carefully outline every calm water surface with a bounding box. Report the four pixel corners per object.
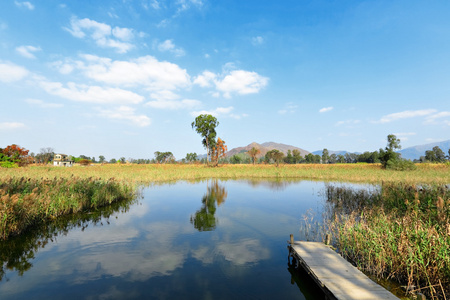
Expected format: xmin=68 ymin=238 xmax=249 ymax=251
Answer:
xmin=0 ymin=179 xmax=340 ymax=300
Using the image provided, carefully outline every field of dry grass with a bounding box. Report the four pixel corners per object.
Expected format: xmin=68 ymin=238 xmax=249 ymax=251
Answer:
xmin=1 ymin=163 xmax=449 ymax=184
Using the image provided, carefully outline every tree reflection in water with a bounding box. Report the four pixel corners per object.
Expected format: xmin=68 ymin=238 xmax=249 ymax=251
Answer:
xmin=190 ymin=180 xmax=227 ymax=231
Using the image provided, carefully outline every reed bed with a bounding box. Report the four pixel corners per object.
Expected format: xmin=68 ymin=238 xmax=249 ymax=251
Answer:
xmin=0 ymin=163 xmax=449 ymax=184
xmin=325 ymin=183 xmax=450 ymax=299
xmin=0 ymin=176 xmax=134 ymax=240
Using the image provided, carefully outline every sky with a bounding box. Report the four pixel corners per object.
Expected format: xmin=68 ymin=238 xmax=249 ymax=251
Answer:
xmin=1 ymin=0 xmax=450 ymax=161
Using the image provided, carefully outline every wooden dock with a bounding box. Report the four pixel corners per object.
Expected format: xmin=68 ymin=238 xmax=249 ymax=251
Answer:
xmin=288 ymin=240 xmax=400 ymax=300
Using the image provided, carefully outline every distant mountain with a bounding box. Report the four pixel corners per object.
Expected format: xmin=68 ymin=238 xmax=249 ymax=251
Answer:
xmin=399 ymin=140 xmax=450 ymax=160
xmin=312 ymin=150 xmax=353 ymax=156
xmin=226 ymin=142 xmax=310 ymax=158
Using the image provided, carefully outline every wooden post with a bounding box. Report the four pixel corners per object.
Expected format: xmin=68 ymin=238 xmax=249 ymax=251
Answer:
xmin=325 ymin=234 xmax=331 ymax=245
xmin=290 ymin=234 xmax=294 ymax=245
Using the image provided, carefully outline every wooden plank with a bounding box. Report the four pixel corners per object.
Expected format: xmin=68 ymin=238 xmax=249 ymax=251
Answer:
xmin=289 ymin=241 xmax=400 ymax=300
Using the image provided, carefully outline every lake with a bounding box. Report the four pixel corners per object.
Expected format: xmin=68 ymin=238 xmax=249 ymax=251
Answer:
xmin=0 ymin=179 xmax=353 ymax=299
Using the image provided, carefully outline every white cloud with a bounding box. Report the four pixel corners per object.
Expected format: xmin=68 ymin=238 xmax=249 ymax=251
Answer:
xmin=0 ymin=61 xmax=29 ymax=82
xmin=157 ymin=39 xmax=185 ymax=57
xmin=64 ymin=17 xmax=134 ymax=53
xmin=25 ymin=98 xmax=63 ymax=108
xmin=97 ymin=106 xmax=151 ymax=127
xmin=38 ymin=80 xmax=144 ymax=105
xmin=0 ymin=122 xmax=26 ymax=130
xmin=194 ymin=68 xmax=269 ymax=98
xmin=252 ymin=36 xmax=264 ymax=46
xmin=425 ymin=111 xmax=450 ymax=124
xmin=319 ymin=106 xmax=333 ymax=113
xmin=191 ymin=106 xmax=235 ymax=117
xmin=193 ymin=71 xmax=216 ymax=87
xmin=50 ymin=60 xmax=78 ymax=74
xmin=176 ymin=0 xmax=204 ymax=14
xmin=77 ymin=55 xmax=191 ymax=91
xmin=16 ymin=45 xmax=41 ymax=59
xmin=217 ymin=71 xmax=268 ymax=97
xmin=14 ymin=1 xmax=34 ymax=10
xmin=112 ymin=27 xmax=134 ymax=41
xmin=376 ymin=109 xmax=437 ymax=123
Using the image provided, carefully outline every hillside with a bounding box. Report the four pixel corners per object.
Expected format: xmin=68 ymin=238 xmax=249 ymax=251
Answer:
xmin=226 ymin=142 xmax=310 ymax=158
xmin=399 ymin=140 xmax=450 ymax=160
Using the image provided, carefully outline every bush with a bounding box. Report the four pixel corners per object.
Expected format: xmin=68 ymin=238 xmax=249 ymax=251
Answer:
xmin=0 ymin=161 xmax=18 ymax=168
xmin=385 ymin=159 xmax=417 ymax=171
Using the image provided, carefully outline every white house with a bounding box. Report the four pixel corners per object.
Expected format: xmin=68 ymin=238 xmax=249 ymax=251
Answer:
xmin=53 ymin=154 xmax=74 ymax=167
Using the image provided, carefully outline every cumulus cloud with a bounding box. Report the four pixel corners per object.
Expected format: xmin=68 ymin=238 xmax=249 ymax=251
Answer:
xmin=75 ymin=55 xmax=191 ymax=91
xmin=194 ymin=68 xmax=268 ymax=98
xmin=0 ymin=122 xmax=26 ymax=130
xmin=319 ymin=106 xmax=333 ymax=113
xmin=97 ymin=106 xmax=151 ymax=127
xmin=14 ymin=1 xmax=34 ymax=10
xmin=16 ymin=45 xmax=41 ymax=59
xmin=157 ymin=39 xmax=185 ymax=57
xmin=376 ymin=109 xmax=437 ymax=123
xmin=64 ymin=17 xmax=135 ymax=53
xmin=38 ymin=79 xmax=144 ymax=105
xmin=0 ymin=61 xmax=29 ymax=82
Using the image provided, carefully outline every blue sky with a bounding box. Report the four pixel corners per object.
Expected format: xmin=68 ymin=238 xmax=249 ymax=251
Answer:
xmin=1 ymin=0 xmax=449 ymax=161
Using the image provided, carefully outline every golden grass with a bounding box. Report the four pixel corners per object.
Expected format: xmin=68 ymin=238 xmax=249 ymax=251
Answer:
xmin=1 ymin=163 xmax=449 ymax=184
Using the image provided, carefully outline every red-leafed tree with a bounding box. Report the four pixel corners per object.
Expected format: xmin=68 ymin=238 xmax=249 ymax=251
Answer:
xmin=210 ymin=138 xmax=227 ymax=167
xmin=1 ymin=144 xmax=31 ymax=166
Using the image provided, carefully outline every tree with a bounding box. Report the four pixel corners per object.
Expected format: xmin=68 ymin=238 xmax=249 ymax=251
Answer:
xmin=379 ymin=134 xmax=401 ymax=168
xmin=425 ymin=146 xmax=446 ymax=163
xmin=329 ymin=153 xmax=337 ymax=164
xmin=37 ymin=147 xmax=54 ymax=164
xmin=210 ymin=138 xmax=227 ymax=167
xmin=1 ymin=144 xmax=31 ymax=167
xmin=265 ymin=149 xmax=284 ymax=167
xmin=109 ymin=158 xmax=117 ymax=164
xmin=230 ymin=155 xmax=242 ymax=164
xmin=285 ymin=150 xmax=294 ymax=164
xmin=322 ymin=149 xmax=329 ymax=164
xmin=99 ymin=155 xmax=105 ymax=163
xmin=154 ymin=151 xmax=174 ymax=164
xmin=292 ymin=149 xmax=303 ymax=163
xmin=191 ymin=114 xmax=219 ymax=164
xmin=185 ymin=152 xmax=198 ymax=163
xmin=247 ymin=147 xmax=261 ymax=165
xmin=305 ymin=153 xmax=315 ymax=163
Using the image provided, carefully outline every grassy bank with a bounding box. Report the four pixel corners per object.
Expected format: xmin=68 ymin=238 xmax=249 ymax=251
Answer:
xmin=1 ymin=163 xmax=449 ymax=184
xmin=0 ymin=176 xmax=134 ymax=240
xmin=325 ymin=183 xmax=450 ymax=299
